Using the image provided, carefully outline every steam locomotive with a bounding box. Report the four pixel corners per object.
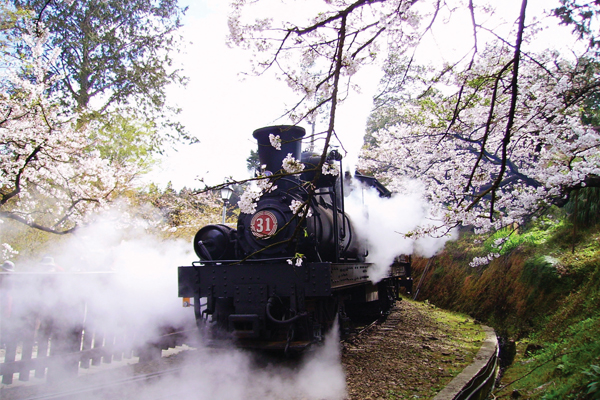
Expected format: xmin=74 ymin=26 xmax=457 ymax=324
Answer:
xmin=178 ymin=125 xmax=412 ymax=351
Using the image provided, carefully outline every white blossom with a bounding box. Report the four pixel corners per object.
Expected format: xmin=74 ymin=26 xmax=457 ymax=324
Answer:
xmin=1 ymin=243 xmax=19 ymax=262
xmin=256 ymin=177 xmax=278 ymax=193
xmin=238 ymin=176 xmax=279 ymax=214
xmin=469 ymin=253 xmax=500 ymax=268
xmin=289 ymin=199 xmax=313 ymax=218
xmin=269 ymin=133 xmax=282 ymax=150
xmin=282 ymin=153 xmax=305 ymax=175
xmin=227 ymin=0 xmax=423 ymax=129
xmin=238 ymin=187 xmax=263 ymax=214
xmin=361 ymin=48 xmax=600 ymax=236
xmin=322 ymin=161 xmax=340 ymax=176
xmin=286 ymin=253 xmax=305 ymax=267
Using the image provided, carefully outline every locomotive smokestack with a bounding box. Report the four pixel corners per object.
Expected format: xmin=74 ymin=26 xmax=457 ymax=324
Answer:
xmin=253 ymin=125 xmax=306 ymax=175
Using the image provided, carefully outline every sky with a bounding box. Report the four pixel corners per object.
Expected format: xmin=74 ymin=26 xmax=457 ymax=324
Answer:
xmin=151 ymin=0 xmax=381 ymax=190
xmin=149 ymin=0 xmax=577 ymax=190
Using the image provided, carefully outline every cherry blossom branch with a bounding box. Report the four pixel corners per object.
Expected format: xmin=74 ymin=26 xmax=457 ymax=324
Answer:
xmin=1 ymin=144 xmax=43 ymax=205
xmin=0 ymin=211 xmax=78 ymax=235
xmin=488 ymin=0 xmax=528 ymax=220
xmin=463 ymin=61 xmax=513 ymax=209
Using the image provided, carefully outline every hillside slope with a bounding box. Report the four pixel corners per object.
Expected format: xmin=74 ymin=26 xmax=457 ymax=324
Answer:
xmin=411 ymin=217 xmax=600 ymax=399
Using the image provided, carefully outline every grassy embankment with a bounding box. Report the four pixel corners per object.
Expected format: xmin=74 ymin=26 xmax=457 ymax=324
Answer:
xmin=411 ymin=210 xmax=600 ymax=399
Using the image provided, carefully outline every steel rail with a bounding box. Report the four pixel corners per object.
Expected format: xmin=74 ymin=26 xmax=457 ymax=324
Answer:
xmin=16 ymin=367 xmax=185 ymax=400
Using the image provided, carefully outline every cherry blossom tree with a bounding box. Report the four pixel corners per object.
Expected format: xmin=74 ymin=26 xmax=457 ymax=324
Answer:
xmin=229 ymin=0 xmax=600 ymax=252
xmin=11 ymin=0 xmax=190 ymax=148
xmin=227 ymin=0 xmax=427 ymax=222
xmin=228 ymin=0 xmax=423 ymax=173
xmin=360 ymin=2 xmax=600 ymax=246
xmin=362 ymin=47 xmax=600 ymax=234
xmin=1 ymin=29 xmax=139 ymax=238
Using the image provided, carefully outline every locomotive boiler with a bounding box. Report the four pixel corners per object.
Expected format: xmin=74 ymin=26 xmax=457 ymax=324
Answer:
xmin=178 ymin=125 xmax=412 ymax=351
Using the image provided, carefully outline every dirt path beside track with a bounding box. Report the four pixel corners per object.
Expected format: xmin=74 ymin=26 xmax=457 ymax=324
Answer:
xmin=342 ymin=298 xmax=485 ymax=400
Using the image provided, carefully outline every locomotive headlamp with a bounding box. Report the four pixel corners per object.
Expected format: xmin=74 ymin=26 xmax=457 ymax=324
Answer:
xmin=220 ymin=186 xmax=233 ymax=202
xmin=220 ymin=185 xmax=233 ymax=224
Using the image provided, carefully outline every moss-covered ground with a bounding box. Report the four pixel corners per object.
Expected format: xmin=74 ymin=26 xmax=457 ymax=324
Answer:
xmin=412 ymin=210 xmax=600 ymax=399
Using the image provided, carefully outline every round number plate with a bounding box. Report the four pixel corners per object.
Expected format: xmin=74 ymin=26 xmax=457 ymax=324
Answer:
xmin=250 ymin=210 xmax=278 ymax=238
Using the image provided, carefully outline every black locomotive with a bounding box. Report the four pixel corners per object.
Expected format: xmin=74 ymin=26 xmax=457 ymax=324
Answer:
xmin=178 ymin=125 xmax=412 ymax=351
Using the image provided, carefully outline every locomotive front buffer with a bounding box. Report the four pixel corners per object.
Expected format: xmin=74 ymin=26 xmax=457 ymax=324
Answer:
xmin=178 ymin=258 xmax=411 ymax=350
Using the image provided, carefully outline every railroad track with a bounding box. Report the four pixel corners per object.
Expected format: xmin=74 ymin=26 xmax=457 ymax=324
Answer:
xmin=342 ymin=300 xmax=499 ymax=400
xmin=3 ymin=302 xmax=498 ymax=400
xmin=15 ymin=368 xmax=185 ymax=400
xmin=341 ymin=308 xmax=402 ymax=346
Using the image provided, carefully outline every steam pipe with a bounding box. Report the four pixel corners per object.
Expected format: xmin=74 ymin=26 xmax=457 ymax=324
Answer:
xmin=331 ymin=189 xmax=340 ymax=263
xmin=266 ymin=296 xmax=307 ymax=325
xmin=338 ymin=157 xmax=346 ymax=239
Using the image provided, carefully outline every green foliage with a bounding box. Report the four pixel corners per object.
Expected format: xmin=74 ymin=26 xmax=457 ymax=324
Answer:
xmin=91 ymin=113 xmax=157 ymax=172
xmin=503 ymin=316 xmax=600 ymax=400
xmin=246 ymin=149 xmax=260 ymax=173
xmin=0 ymin=218 xmax=59 ymax=266
xmin=520 ymin=256 xmax=566 ymax=295
xmin=483 ymin=227 xmax=539 ymax=256
xmin=575 ymin=58 xmax=600 ymax=125
xmin=411 ymin=209 xmax=600 ymax=399
xmin=553 ymin=0 xmax=600 ymax=49
xmin=12 ymin=0 xmax=191 ymax=146
xmin=470 ymin=215 xmax=565 ymax=266
xmin=132 ymin=183 xmax=224 ymax=241
xmin=0 ymin=0 xmax=29 ymax=57
xmin=583 ymin=365 xmax=600 ymax=398
xmin=564 ymin=187 xmax=600 ymax=229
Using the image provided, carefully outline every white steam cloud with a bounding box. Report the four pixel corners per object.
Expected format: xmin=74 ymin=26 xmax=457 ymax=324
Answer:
xmin=2 ymin=206 xmax=347 ymax=399
xmin=345 ymin=179 xmax=457 ymax=282
xmin=133 ymin=321 xmax=346 ymax=400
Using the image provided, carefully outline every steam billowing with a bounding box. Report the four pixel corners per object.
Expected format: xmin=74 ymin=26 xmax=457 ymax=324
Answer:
xmin=130 ymin=321 xmax=346 ymax=400
xmin=2 ymin=207 xmax=346 ymax=399
xmin=1 ymin=176 xmax=455 ymax=398
xmin=345 ymin=178 xmax=457 ymax=282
